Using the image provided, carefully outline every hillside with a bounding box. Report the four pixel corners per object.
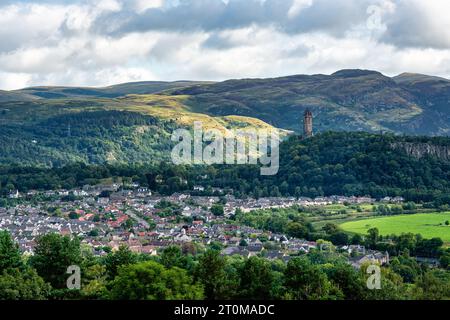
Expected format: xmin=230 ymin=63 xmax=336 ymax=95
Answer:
xmin=186 ymin=131 xmax=450 ymax=204
xmin=171 ymin=69 xmax=450 ymax=135
xmin=2 ymin=69 xmax=450 ymax=166
xmin=13 ymin=81 xmax=213 ymax=100
xmin=4 ymin=132 xmax=450 ymax=206
xmin=0 ymin=94 xmax=284 ymax=166
xmin=3 ymin=69 xmax=448 ymax=136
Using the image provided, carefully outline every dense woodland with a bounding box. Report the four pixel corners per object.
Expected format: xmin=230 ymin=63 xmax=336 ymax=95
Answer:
xmin=3 ymin=132 xmax=450 ymax=206
xmin=0 ymin=231 xmax=449 ymax=300
xmin=0 ymin=111 xmax=176 ymax=166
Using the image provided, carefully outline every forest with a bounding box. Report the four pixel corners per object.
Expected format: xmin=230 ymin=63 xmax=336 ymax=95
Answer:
xmin=0 ymin=231 xmax=449 ymax=300
xmin=3 ymin=132 xmax=450 ymax=206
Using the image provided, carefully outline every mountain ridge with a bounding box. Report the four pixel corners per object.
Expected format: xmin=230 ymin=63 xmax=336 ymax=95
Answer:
xmin=2 ymin=69 xmax=450 ymax=166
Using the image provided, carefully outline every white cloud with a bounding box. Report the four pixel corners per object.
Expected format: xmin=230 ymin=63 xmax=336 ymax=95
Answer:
xmin=133 ymin=0 xmax=165 ymax=13
xmin=288 ymin=0 xmax=313 ymax=18
xmin=0 ymin=71 xmax=32 ymax=91
xmin=0 ymin=0 xmax=450 ymax=90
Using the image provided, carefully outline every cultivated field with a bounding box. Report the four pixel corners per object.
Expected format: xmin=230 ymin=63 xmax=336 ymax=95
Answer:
xmin=340 ymin=212 xmax=450 ymax=242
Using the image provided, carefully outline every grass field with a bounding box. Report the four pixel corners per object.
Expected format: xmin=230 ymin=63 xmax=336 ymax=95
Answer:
xmin=340 ymin=213 xmax=450 ymax=242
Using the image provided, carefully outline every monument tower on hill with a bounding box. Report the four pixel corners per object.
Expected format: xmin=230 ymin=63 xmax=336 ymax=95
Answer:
xmin=303 ymin=109 xmax=313 ymax=138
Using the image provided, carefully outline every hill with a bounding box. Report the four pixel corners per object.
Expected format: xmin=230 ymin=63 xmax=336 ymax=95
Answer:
xmin=171 ymin=131 xmax=450 ymax=203
xmin=2 ymin=69 xmax=450 ymax=167
xmin=13 ymin=81 xmax=213 ymax=100
xmin=171 ymin=69 xmax=450 ymax=135
xmin=1 ymin=69 xmax=450 ymax=136
xmin=4 ymin=132 xmax=450 ymax=207
xmin=0 ymin=94 xmax=284 ymax=166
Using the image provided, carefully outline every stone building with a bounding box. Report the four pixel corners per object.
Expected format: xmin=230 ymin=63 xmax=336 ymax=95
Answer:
xmin=303 ymin=109 xmax=313 ymax=137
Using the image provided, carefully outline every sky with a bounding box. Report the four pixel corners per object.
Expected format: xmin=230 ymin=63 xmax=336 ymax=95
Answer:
xmin=1 ymin=0 xmax=450 ymax=90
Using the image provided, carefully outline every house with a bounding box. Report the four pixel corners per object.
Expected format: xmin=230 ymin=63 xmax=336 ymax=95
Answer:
xmin=182 ymin=206 xmax=193 ymax=217
xmin=140 ymin=245 xmax=158 ymax=255
xmin=173 ymin=229 xmax=192 ymax=242
xmin=136 ymin=188 xmax=151 ymax=197
xmin=73 ymin=190 xmax=88 ymax=197
xmin=221 ymin=246 xmax=250 ymax=258
xmin=350 ymin=251 xmax=390 ymax=269
xmin=342 ymin=245 xmax=366 ymax=256
xmin=58 ymin=190 xmax=69 ymax=196
xmin=98 ymin=197 xmax=109 ymax=205
xmin=108 ymin=215 xmax=129 ymax=228
xmin=193 ymin=186 xmax=205 ymax=192
xmin=8 ymin=190 xmax=20 ymax=199
xmin=266 ymin=250 xmax=285 ymax=260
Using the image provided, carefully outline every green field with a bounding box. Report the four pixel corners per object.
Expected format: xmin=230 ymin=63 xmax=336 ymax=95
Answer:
xmin=340 ymin=213 xmax=450 ymax=242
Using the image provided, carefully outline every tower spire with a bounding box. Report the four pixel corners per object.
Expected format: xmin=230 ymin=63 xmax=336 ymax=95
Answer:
xmin=303 ymin=109 xmax=313 ymax=138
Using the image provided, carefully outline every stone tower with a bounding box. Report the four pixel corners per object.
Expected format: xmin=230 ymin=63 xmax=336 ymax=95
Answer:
xmin=303 ymin=109 xmax=313 ymax=138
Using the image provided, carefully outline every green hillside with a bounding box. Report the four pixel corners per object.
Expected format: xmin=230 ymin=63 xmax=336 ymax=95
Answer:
xmin=171 ymin=69 xmax=447 ymax=134
xmin=0 ymin=94 xmax=285 ymax=166
xmin=1 ymin=69 xmax=450 ymax=136
xmin=340 ymin=213 xmax=450 ymax=242
xmin=13 ymin=80 xmax=213 ymax=100
xmin=2 ymin=69 xmax=450 ymax=167
xmin=4 ymin=132 xmax=450 ymax=207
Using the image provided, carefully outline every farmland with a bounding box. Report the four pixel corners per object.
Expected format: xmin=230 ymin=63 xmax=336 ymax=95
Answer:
xmin=340 ymin=213 xmax=450 ymax=243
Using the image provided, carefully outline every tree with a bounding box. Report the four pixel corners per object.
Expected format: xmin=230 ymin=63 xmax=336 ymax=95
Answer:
xmin=284 ymin=257 xmax=333 ymax=300
xmin=29 ymin=233 xmax=82 ymax=289
xmin=326 ymin=263 xmax=365 ymax=300
xmin=414 ymin=270 xmax=450 ymax=300
xmin=360 ymin=263 xmax=407 ymax=300
xmin=103 ymin=245 xmax=137 ymax=280
xmin=330 ymin=232 xmax=349 ymax=245
xmin=160 ymin=246 xmax=184 ymax=269
xmin=286 ymin=222 xmax=308 ymax=239
xmin=239 ymin=239 xmax=248 ymax=247
xmin=81 ymin=264 xmax=108 ymax=299
xmin=415 ymin=238 xmax=444 ymax=258
xmin=210 ymin=204 xmax=224 ymax=216
xmin=194 ymin=250 xmax=228 ymax=300
xmin=366 ymin=228 xmax=379 ymax=248
xmin=351 ymin=234 xmax=363 ymax=245
xmin=322 ymin=223 xmax=338 ymax=235
xmin=439 ymin=252 xmax=450 ymax=269
xmin=238 ymin=257 xmax=275 ymax=300
xmin=68 ymin=211 xmax=79 ymax=219
xmin=0 ymin=268 xmax=50 ymax=300
xmin=110 ymin=260 xmax=203 ymax=300
xmin=88 ymin=229 xmax=99 ymax=237
xmin=0 ymin=231 xmax=22 ymax=273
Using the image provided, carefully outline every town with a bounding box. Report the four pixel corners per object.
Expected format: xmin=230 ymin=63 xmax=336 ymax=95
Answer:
xmin=1 ymin=183 xmax=398 ymax=269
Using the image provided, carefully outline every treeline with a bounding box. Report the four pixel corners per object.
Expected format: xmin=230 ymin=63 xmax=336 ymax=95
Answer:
xmin=3 ymin=132 xmax=450 ymax=205
xmin=0 ymin=231 xmax=449 ymax=300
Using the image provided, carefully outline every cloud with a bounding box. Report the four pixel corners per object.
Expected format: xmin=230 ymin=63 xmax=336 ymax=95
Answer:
xmin=0 ymin=0 xmax=450 ymax=90
xmin=96 ymin=0 xmax=375 ymax=37
xmin=381 ymin=0 xmax=450 ymax=49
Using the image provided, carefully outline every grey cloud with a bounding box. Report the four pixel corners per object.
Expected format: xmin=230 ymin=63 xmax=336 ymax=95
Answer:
xmin=94 ymin=0 xmax=450 ymax=50
xmin=283 ymin=0 xmax=373 ymax=36
xmin=95 ymin=0 xmax=374 ymax=37
xmin=381 ymin=1 xmax=450 ymax=49
xmin=94 ymin=0 xmax=292 ymax=35
xmin=201 ymin=33 xmax=245 ymax=50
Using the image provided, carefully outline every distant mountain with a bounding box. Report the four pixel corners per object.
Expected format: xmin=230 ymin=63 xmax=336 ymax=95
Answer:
xmin=2 ymin=69 xmax=450 ymax=166
xmin=12 ymin=80 xmax=213 ymax=100
xmin=0 ymin=90 xmax=38 ymax=102
xmin=0 ymin=83 xmax=280 ymax=166
xmin=170 ymin=69 xmax=450 ymax=135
